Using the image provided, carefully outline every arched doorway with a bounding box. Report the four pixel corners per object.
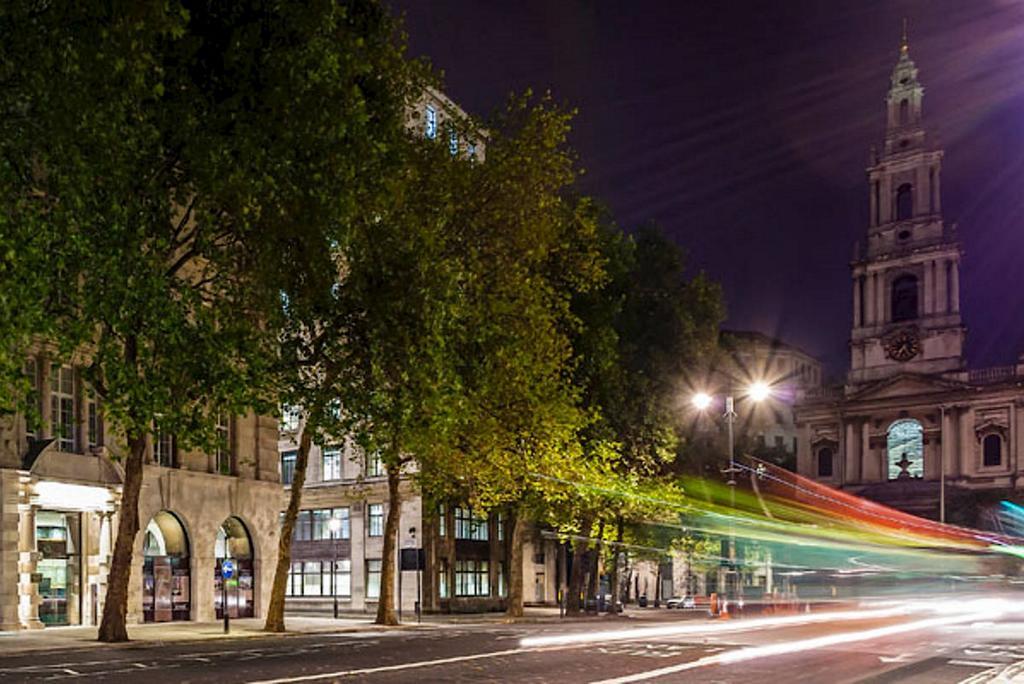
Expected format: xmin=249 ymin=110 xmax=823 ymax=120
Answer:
xmin=887 ymin=419 xmax=924 ymax=480
xmin=215 ymin=516 xmax=255 ymax=618
xmin=142 ymin=511 xmax=191 ymax=622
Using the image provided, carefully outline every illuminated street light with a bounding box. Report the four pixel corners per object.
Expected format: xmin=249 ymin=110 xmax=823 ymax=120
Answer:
xmin=692 ymin=392 xmax=713 ymax=411
xmin=328 ymin=515 xmax=342 ymax=619
xmin=748 ymin=381 xmax=771 ymax=402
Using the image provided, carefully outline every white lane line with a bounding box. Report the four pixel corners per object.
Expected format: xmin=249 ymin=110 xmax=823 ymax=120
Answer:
xmin=244 ymin=648 xmax=528 ymax=683
xmin=591 ymin=609 xmax=1004 ymax=684
xmin=61 ymin=670 xmax=80 ymax=676
xmin=521 ymin=606 xmax=911 ymax=648
xmin=947 ymin=660 xmax=1005 ymax=668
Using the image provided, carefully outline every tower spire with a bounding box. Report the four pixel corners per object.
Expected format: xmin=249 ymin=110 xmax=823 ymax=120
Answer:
xmin=900 ymin=17 xmax=909 ymax=54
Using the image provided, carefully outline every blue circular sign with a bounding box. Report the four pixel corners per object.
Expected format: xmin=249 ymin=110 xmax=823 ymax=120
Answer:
xmin=222 ymin=559 xmax=235 ymax=579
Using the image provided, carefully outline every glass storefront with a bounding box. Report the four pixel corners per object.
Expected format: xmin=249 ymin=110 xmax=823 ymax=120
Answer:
xmin=36 ymin=510 xmax=82 ymax=626
xmin=215 ymin=516 xmax=254 ymax=619
xmin=142 ymin=511 xmax=191 ymax=622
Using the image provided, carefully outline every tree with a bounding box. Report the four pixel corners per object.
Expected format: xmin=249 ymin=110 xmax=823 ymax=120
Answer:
xmin=0 ymin=0 xmax=412 ymax=641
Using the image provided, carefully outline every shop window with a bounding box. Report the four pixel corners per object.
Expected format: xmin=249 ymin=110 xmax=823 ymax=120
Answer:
xmin=983 ymin=434 xmax=1002 ymax=467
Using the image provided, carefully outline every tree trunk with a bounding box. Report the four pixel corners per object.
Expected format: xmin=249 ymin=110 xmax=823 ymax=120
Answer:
xmin=587 ymin=519 xmax=604 ymax=611
xmin=505 ymin=506 xmax=525 ymax=618
xmin=565 ymin=515 xmax=593 ymax=615
xmin=97 ymin=432 xmax=147 ymax=642
xmin=375 ymin=462 xmax=402 ymax=626
xmin=264 ymin=428 xmax=313 ymax=632
xmin=609 ymin=515 xmax=623 ymax=612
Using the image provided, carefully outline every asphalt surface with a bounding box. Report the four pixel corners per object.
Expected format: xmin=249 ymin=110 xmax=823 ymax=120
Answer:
xmin=2 ymin=603 xmax=1023 ymax=683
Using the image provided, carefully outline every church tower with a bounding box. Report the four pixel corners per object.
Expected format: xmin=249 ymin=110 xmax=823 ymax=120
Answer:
xmin=848 ymin=23 xmax=964 ymax=385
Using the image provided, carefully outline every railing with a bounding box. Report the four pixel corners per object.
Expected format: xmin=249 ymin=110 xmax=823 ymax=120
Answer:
xmin=968 ymin=365 xmax=1018 ymax=385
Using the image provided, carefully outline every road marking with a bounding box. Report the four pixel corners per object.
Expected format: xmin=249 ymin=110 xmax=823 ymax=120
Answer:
xmin=244 ymin=648 xmax=529 ymax=683
xmin=591 ymin=609 xmax=1004 ymax=684
xmin=62 ymin=669 xmax=80 ymax=676
xmin=947 ymin=659 xmax=1004 ymax=668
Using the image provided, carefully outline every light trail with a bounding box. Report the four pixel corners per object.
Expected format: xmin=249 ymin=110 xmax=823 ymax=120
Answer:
xmin=519 ymin=605 xmax=911 ymax=648
xmin=591 ymin=603 xmax=1008 ymax=684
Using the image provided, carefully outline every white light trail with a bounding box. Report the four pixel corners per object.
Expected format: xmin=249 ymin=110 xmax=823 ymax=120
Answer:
xmin=519 ymin=606 xmax=910 ymax=648
xmin=590 ymin=604 xmax=1008 ymax=684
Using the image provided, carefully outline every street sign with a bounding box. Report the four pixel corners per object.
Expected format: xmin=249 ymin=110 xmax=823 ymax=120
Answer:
xmin=222 ymin=559 xmax=235 ymax=579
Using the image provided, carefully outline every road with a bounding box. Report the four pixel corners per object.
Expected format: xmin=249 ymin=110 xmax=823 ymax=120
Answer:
xmin=2 ymin=598 xmax=1023 ymax=683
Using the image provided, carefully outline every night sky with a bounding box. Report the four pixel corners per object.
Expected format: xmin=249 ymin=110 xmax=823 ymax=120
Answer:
xmin=390 ymin=0 xmax=1024 ymax=380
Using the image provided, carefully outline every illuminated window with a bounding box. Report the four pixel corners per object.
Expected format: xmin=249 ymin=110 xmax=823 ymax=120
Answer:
xmin=368 ymin=503 xmax=384 ymax=537
xmin=454 ymin=507 xmax=488 ymax=541
xmin=280 ymin=404 xmax=301 ymax=432
xmin=438 ymin=559 xmax=450 ymax=598
xmin=438 ymin=503 xmax=446 ymax=537
xmin=449 ymin=128 xmax=459 ymax=156
xmin=455 ymin=559 xmax=489 ymax=597
xmin=887 ymin=419 xmax=924 ymax=480
xmin=425 ymin=106 xmax=437 ymax=139
xmin=366 ymin=559 xmax=382 ymax=599
xmin=496 ymin=511 xmax=506 ymax=541
xmin=983 ymin=434 xmax=1002 ymax=468
xmin=366 ymin=450 xmax=384 ymax=477
xmin=50 ymin=365 xmax=76 ymax=452
xmin=322 ymin=446 xmax=342 ymax=481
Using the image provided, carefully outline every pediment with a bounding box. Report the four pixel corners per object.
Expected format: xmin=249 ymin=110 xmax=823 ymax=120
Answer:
xmin=848 ymin=373 xmax=965 ymax=402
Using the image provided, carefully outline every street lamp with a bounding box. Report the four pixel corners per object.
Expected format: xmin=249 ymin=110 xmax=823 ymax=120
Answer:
xmin=692 ymin=381 xmax=772 ymax=610
xmin=328 ymin=515 xmax=342 ymax=619
xmin=409 ymin=526 xmax=421 ymax=624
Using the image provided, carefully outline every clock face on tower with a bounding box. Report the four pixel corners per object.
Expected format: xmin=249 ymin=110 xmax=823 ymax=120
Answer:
xmin=885 ymin=328 xmax=921 ymax=362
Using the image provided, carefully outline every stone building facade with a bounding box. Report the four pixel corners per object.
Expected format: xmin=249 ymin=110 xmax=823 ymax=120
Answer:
xmin=795 ymin=33 xmax=1024 ymax=524
xmin=0 ymin=357 xmax=281 ymax=630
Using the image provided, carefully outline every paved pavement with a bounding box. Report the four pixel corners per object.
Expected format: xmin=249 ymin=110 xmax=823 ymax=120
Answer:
xmin=3 ymin=599 xmax=1024 ymax=682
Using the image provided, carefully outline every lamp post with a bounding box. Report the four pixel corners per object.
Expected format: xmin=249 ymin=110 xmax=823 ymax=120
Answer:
xmin=409 ymin=526 xmax=421 ymax=623
xmin=328 ymin=515 xmax=342 ymax=619
xmin=692 ymin=381 xmax=771 ymax=610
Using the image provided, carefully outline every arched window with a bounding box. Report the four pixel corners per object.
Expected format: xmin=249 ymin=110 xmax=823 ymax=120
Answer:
xmin=899 ymin=99 xmax=910 ymax=125
xmin=896 ymin=183 xmax=913 ymax=220
xmin=816 ymin=447 xmax=833 ymax=477
xmin=887 ymin=419 xmax=924 ymax=480
xmin=142 ymin=511 xmax=190 ymax=622
xmin=983 ymin=434 xmax=1002 ymax=467
xmin=891 ymin=274 xmax=918 ymax=322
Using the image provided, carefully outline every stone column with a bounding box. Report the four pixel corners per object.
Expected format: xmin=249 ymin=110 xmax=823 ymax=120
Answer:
xmin=958 ymin=408 xmax=973 ymax=477
xmin=936 ymin=259 xmax=948 ymax=314
xmin=864 ymin=273 xmax=876 ymax=325
xmin=941 ymin=407 xmax=959 ymax=479
xmin=0 ymin=470 xmax=22 ymax=630
xmin=923 ymin=260 xmax=934 ymax=315
xmin=844 ymin=422 xmax=860 ymax=484
xmin=951 ymin=261 xmax=961 ymax=313
xmin=193 ymin=530 xmax=217 ymax=622
xmin=860 ymin=421 xmax=877 ymax=481
xmin=875 ymin=273 xmax=886 ymax=324
xmin=853 ymin=277 xmax=861 ymax=328
xmin=17 ymin=499 xmax=42 ymax=629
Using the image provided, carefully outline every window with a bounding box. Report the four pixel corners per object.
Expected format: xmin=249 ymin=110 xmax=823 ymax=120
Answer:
xmin=983 ymin=434 xmax=1002 ymax=468
xmin=285 ymin=559 xmax=352 ymax=598
xmin=455 ymin=559 xmax=489 ymax=597
xmin=816 ymin=447 xmax=833 ymax=478
xmin=454 ymin=507 xmax=488 ymax=541
xmin=498 ymin=562 xmax=506 ymax=597
xmin=899 ymin=98 xmax=909 ymax=125
xmin=896 ymin=183 xmax=913 ymax=221
xmin=438 ymin=503 xmax=446 ymax=538
xmin=438 ymin=559 xmax=450 ymax=598
xmin=303 ymin=561 xmax=323 ymax=596
xmin=154 ymin=431 xmax=174 ymax=468
xmin=333 ymin=559 xmax=352 ymax=597
xmin=774 ymin=435 xmax=784 ymax=448
xmin=50 ymin=365 xmax=76 ymax=452
xmin=366 ymin=559 xmax=382 ymax=600
xmin=215 ymin=413 xmax=231 ymax=474
xmin=86 ymin=389 xmax=100 ymax=449
xmin=280 ymin=404 xmax=301 ymax=432
xmin=366 ymin=450 xmax=383 ymax=478
xmin=891 ymin=274 xmax=918 ymax=322
xmin=322 ymin=446 xmax=342 ymax=481
xmin=295 ymin=510 xmax=313 ymax=541
xmin=425 ymin=105 xmax=437 ymax=139
xmin=368 ymin=503 xmax=384 ymax=537
xmin=449 ymin=128 xmax=459 ymax=156
xmin=281 ymin=450 xmax=297 ymax=485
xmin=887 ymin=419 xmax=924 ymax=480
xmin=331 ymin=507 xmax=351 ymax=539
xmin=467 ymin=141 xmax=477 ymax=160
xmin=23 ymin=358 xmax=38 ymax=440
xmin=496 ymin=512 xmax=505 ymax=541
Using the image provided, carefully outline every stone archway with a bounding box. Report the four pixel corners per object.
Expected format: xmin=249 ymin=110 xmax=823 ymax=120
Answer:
xmin=887 ymin=419 xmax=924 ymax=480
xmin=142 ymin=510 xmax=191 ymax=622
xmin=215 ymin=516 xmax=255 ymax=618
